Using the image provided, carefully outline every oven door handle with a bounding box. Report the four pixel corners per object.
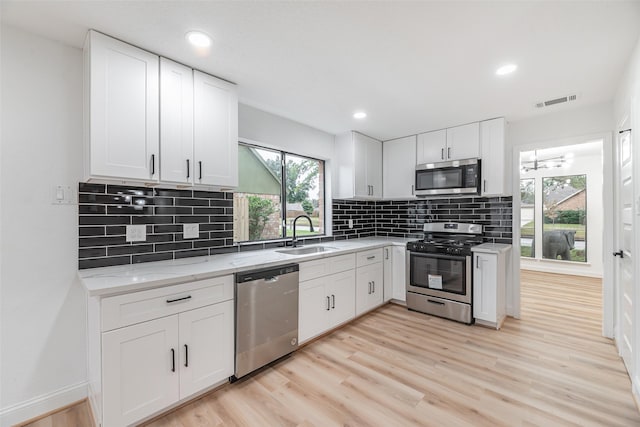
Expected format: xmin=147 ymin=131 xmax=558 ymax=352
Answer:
xmin=409 ymin=252 xmax=468 ymax=262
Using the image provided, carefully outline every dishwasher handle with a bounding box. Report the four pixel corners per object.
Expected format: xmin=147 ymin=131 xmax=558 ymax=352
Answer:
xmin=236 ymin=263 xmax=299 ymax=283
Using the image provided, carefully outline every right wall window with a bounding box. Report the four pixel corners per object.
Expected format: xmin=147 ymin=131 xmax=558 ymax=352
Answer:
xmin=541 ymin=175 xmax=587 ymax=262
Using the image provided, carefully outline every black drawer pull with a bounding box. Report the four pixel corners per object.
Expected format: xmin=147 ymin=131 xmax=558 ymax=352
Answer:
xmin=166 ymin=295 xmax=192 ymax=304
xmin=171 ymin=348 xmax=175 ymax=372
xmin=427 ymin=299 xmax=445 ymax=306
xmin=184 ymin=344 xmax=189 ymax=367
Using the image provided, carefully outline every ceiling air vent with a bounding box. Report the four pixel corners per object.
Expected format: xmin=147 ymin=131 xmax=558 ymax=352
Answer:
xmin=535 ymin=94 xmax=579 ymax=109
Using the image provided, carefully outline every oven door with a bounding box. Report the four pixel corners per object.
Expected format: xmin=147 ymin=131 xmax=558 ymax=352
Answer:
xmin=406 ymin=251 xmax=471 ymax=304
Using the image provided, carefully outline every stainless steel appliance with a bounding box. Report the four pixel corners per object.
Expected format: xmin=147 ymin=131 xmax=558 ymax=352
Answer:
xmin=406 ymin=222 xmax=483 ymax=324
xmin=234 ymin=264 xmax=299 ymax=379
xmin=415 ymin=158 xmax=481 ymax=196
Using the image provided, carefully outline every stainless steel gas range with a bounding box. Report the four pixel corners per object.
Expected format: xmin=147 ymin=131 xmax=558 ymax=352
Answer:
xmin=406 ymin=222 xmax=483 ymax=324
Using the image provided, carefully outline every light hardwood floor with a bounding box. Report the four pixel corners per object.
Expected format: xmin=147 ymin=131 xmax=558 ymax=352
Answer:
xmin=24 ymin=270 xmax=640 ymax=426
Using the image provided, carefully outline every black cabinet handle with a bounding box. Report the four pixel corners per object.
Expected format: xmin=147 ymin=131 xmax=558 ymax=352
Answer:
xmin=171 ymin=348 xmax=175 ymax=372
xmin=614 ymin=250 xmax=624 ymax=258
xmin=184 ymin=344 xmax=189 ymax=367
xmin=448 ymin=147 xmax=451 ymax=159
xmin=186 ymin=159 xmax=190 ymax=179
xmin=151 ymin=154 xmax=155 ymax=175
xmin=483 ymin=180 xmax=486 ymax=193
xmin=441 ymin=148 xmax=444 ymax=160
xmin=199 ymin=161 xmax=202 ymax=180
xmin=428 ymin=299 xmax=445 ymax=306
xmin=331 ymin=294 xmax=335 ymax=309
xmin=372 ymin=281 xmax=375 ymax=293
xmin=326 ymin=296 xmax=330 ymax=311
xmin=166 ymin=295 xmax=192 ymax=304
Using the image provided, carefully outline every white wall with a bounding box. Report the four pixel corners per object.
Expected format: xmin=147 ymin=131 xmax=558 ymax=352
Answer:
xmin=613 ymin=32 xmax=640 ymax=405
xmin=506 ymin=102 xmax=614 ymax=320
xmin=519 ymin=142 xmax=604 ymax=277
xmin=0 ymin=25 xmax=86 ymax=426
xmin=239 ymin=103 xmax=334 ymax=160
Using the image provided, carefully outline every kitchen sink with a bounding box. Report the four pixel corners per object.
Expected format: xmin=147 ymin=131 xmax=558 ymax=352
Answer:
xmin=276 ymin=246 xmax=337 ymax=255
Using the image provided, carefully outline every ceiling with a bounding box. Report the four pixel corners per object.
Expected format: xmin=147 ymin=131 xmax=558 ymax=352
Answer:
xmin=2 ymin=1 xmax=640 ymax=141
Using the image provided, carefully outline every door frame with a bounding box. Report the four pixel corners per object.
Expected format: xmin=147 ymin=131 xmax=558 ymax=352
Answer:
xmin=510 ymin=132 xmax=614 ymax=338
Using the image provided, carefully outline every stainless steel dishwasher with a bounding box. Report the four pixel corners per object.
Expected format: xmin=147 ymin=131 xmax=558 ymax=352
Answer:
xmin=234 ymin=263 xmax=299 ymax=379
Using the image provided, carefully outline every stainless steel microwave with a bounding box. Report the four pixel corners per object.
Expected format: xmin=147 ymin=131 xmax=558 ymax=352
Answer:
xmin=414 ymin=158 xmax=481 ymax=196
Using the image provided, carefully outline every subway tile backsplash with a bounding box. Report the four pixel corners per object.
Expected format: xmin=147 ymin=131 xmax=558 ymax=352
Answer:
xmin=79 ymin=183 xmax=512 ymax=269
xmin=78 ymin=183 xmax=235 ymax=269
xmin=333 ymin=196 xmax=513 ymax=244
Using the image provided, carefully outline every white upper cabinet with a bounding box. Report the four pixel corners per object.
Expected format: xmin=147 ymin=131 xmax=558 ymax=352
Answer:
xmin=480 ymin=117 xmax=509 ymax=196
xmin=84 ymin=31 xmax=238 ymax=189
xmin=160 ymin=58 xmax=194 ymax=184
xmin=416 ymin=123 xmax=480 ymax=164
xmin=383 ymin=135 xmax=416 ymax=198
xmin=334 ymin=131 xmax=382 ymax=199
xmin=193 ymin=71 xmax=238 ymax=189
xmin=416 ymin=129 xmax=446 ymax=164
xmin=85 ymin=30 xmax=159 ymax=182
xmin=446 ymin=122 xmax=480 ymax=161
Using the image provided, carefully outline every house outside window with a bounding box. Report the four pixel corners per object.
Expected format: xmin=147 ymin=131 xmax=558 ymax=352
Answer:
xmin=234 ymin=143 xmax=325 ymax=242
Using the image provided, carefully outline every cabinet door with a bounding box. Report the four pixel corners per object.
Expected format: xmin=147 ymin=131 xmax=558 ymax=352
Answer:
xmin=178 ymin=301 xmax=234 ymax=399
xmin=367 ymin=137 xmax=383 ymax=198
xmin=160 ymin=58 xmax=194 ymax=184
xmin=102 ymin=316 xmax=179 ymax=427
xmin=480 ymin=118 xmax=506 ymax=196
xmin=87 ymin=31 xmax=159 ymax=182
xmin=353 ymin=133 xmax=370 ymax=197
xmin=473 ymin=252 xmax=498 ymax=322
xmin=446 ymin=122 xmax=480 ymax=160
xmin=392 ymin=246 xmax=407 ymax=301
xmin=193 ymin=71 xmax=238 ymax=188
xmin=299 ymin=277 xmax=329 ymax=344
xmin=328 ymin=270 xmax=356 ymax=328
xmin=383 ymin=136 xmax=416 ymax=199
xmin=383 ymin=247 xmax=393 ymax=302
xmin=355 ymin=263 xmax=384 ymax=315
xmin=416 ymin=129 xmax=446 ymax=164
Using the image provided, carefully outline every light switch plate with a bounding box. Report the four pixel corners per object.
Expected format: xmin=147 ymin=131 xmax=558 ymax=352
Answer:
xmin=183 ymin=223 xmax=199 ymax=239
xmin=51 ymin=185 xmax=73 ymax=205
xmin=126 ymin=224 xmax=146 ymax=242
xmin=348 ymin=219 xmax=354 ymax=229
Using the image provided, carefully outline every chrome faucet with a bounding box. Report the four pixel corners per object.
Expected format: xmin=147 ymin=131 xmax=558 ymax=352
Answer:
xmin=292 ymin=215 xmax=314 ymax=247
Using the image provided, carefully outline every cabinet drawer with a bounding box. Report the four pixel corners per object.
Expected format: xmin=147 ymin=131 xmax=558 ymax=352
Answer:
xmin=356 ymin=248 xmax=383 ymax=267
xmin=101 ymin=275 xmax=233 ymax=331
xmin=299 ymin=253 xmax=356 ymax=282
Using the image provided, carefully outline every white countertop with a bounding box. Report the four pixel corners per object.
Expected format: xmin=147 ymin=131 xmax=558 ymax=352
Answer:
xmin=471 ymin=243 xmax=512 ymax=254
xmin=78 ymin=237 xmax=412 ymax=297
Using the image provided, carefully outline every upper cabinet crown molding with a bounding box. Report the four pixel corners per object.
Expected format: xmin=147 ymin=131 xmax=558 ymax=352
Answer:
xmin=84 ymin=31 xmax=238 ymax=190
xmin=333 ymin=131 xmax=382 ymax=199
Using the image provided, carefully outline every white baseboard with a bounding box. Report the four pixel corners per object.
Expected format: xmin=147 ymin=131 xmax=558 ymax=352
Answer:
xmin=0 ymin=381 xmax=87 ymax=427
xmin=633 ymin=376 xmax=640 ymax=412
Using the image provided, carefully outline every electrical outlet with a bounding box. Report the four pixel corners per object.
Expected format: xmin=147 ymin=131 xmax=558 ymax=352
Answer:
xmin=348 ymin=219 xmax=354 ymax=229
xmin=126 ymin=224 xmax=146 ymax=242
xmin=183 ymin=223 xmax=200 ymax=239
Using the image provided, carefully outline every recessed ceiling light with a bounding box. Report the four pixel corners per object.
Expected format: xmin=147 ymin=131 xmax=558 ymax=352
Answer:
xmin=353 ymin=111 xmax=367 ymax=119
xmin=186 ymin=31 xmax=212 ymax=48
xmin=496 ymin=64 xmax=517 ymax=76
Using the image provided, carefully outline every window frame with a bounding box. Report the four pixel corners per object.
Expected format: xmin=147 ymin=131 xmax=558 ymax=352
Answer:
xmin=235 ymin=142 xmax=327 ymax=243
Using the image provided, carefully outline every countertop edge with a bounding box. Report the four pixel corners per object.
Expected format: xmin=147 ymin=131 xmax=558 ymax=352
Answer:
xmin=471 ymin=243 xmax=512 ymax=254
xmin=79 ymin=239 xmax=410 ymax=298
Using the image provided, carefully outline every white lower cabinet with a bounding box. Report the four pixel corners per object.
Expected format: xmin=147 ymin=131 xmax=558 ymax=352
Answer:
xmin=472 ymin=244 xmax=511 ymax=329
xmin=356 ymin=262 xmax=384 ymax=315
xmin=90 ymin=276 xmax=234 ymax=427
xmin=103 ymin=316 xmax=179 ymax=427
xmin=299 ymin=269 xmax=356 ymax=344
